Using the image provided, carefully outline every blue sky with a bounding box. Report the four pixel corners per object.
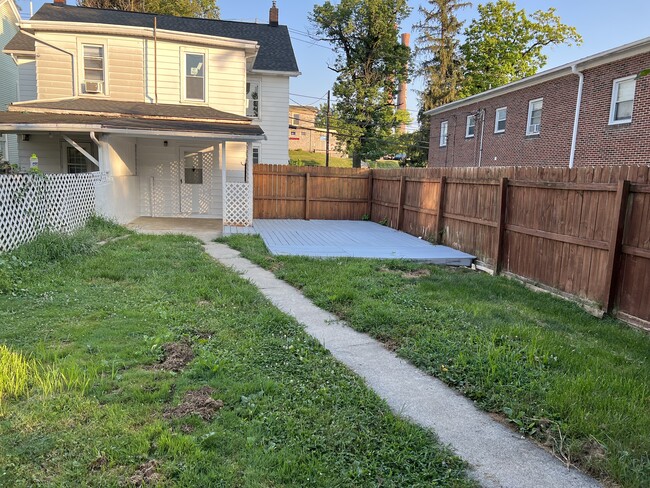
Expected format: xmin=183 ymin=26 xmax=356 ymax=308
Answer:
xmin=16 ymin=1 xmax=650 ymax=131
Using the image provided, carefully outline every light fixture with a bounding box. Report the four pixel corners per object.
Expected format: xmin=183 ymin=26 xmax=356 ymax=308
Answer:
xmin=22 ymin=134 xmax=30 ymax=142
xmin=163 ymin=140 xmax=168 ymax=147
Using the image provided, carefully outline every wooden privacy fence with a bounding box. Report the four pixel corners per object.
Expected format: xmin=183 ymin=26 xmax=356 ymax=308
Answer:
xmin=253 ymin=164 xmax=650 ymax=329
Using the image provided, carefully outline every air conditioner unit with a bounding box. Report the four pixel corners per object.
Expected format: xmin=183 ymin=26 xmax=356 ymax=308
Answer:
xmin=85 ymin=81 xmax=103 ymax=94
xmin=530 ymin=123 xmax=540 ymax=134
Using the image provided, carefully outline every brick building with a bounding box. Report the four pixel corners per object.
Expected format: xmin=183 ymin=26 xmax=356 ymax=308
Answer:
xmin=427 ymin=37 xmax=650 ymax=168
xmin=288 ymin=105 xmax=346 ymax=157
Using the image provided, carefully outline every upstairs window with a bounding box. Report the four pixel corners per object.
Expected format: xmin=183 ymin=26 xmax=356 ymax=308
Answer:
xmin=185 ymin=53 xmax=205 ymax=101
xmin=609 ymin=76 xmax=636 ymax=124
xmin=247 ymin=80 xmax=260 ymax=118
xmin=494 ymin=107 xmax=507 ymax=133
xmin=439 ymin=121 xmax=448 ymax=147
xmin=82 ymin=45 xmax=105 ymax=95
xmin=526 ymin=98 xmax=543 ymax=135
xmin=465 ymin=115 xmax=475 ymax=138
xmin=292 ymin=113 xmax=300 ymax=125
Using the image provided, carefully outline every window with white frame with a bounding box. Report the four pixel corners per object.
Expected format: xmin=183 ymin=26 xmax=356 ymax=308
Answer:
xmin=526 ymin=98 xmax=543 ymax=135
xmin=82 ymin=44 xmax=105 ymax=95
xmin=609 ymin=76 xmax=636 ymax=124
xmin=494 ymin=107 xmax=507 ymax=133
xmin=292 ymin=113 xmax=300 ymax=125
xmin=439 ymin=121 xmax=448 ymax=147
xmin=247 ymin=80 xmax=260 ymax=118
xmin=252 ymin=145 xmax=261 ymax=164
xmin=465 ymin=115 xmax=476 ymax=138
xmin=184 ymin=52 xmax=205 ymax=101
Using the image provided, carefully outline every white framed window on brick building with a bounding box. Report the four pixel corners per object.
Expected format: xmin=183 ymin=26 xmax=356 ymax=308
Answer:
xmin=494 ymin=107 xmax=507 ymax=133
xmin=439 ymin=121 xmax=448 ymax=147
xmin=465 ymin=115 xmax=475 ymax=138
xmin=526 ymin=98 xmax=543 ymax=135
xmin=609 ymin=76 xmax=636 ymax=125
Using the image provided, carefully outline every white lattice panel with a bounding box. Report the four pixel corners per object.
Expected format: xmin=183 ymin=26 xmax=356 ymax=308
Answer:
xmin=0 ymin=172 xmax=102 ymax=252
xmin=224 ymin=182 xmax=253 ymax=226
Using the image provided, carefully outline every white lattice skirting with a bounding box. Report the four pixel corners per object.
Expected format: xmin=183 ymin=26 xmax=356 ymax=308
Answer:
xmin=224 ymin=182 xmax=253 ymax=227
xmin=0 ymin=172 xmax=102 ymax=252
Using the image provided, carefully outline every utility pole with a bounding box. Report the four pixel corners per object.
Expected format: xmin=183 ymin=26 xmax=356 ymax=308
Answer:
xmin=325 ymin=90 xmax=331 ymax=168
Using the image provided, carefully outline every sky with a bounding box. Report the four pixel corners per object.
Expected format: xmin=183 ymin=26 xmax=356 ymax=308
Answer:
xmin=16 ymin=0 xmax=650 ymax=132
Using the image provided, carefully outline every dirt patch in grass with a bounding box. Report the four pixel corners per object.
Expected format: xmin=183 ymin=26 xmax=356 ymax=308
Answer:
xmin=156 ymin=342 xmax=194 ymax=372
xmin=164 ymin=386 xmax=224 ymax=421
xmin=89 ymin=454 xmax=108 ymax=472
xmin=126 ymin=460 xmax=162 ymax=486
xmin=379 ymin=267 xmax=430 ymax=279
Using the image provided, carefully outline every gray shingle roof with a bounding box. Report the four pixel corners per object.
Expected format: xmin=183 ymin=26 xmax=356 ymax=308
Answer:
xmin=10 ymin=99 xmax=251 ymax=122
xmin=0 ymin=112 xmax=264 ymax=138
xmin=29 ymin=3 xmax=298 ymax=73
xmin=3 ymin=31 xmax=35 ymax=53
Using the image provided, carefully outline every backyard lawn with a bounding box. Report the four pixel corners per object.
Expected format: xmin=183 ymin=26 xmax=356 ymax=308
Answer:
xmin=222 ymin=234 xmax=650 ymax=488
xmin=289 ymin=149 xmax=400 ymax=169
xmin=0 ymin=220 xmax=473 ymax=487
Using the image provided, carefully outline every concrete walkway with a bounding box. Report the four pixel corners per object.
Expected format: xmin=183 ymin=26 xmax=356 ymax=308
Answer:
xmin=203 ymin=241 xmax=600 ymax=488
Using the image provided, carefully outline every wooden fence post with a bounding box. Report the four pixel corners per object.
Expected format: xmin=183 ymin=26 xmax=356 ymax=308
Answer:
xmin=603 ymin=179 xmax=630 ymax=313
xmin=434 ymin=176 xmax=446 ymax=244
xmin=367 ymin=171 xmax=374 ymax=219
xmin=494 ymin=177 xmax=509 ymax=274
xmin=396 ymin=175 xmax=407 ymax=230
xmin=305 ymin=172 xmax=311 ymax=220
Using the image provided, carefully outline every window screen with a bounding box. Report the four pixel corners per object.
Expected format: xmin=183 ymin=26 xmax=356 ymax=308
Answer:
xmin=185 ymin=53 xmax=205 ymax=101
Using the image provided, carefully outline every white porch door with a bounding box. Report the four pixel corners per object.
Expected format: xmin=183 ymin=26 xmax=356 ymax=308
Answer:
xmin=179 ymin=148 xmax=214 ymax=215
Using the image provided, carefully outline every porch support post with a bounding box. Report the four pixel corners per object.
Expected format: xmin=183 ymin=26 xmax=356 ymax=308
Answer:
xmin=221 ymin=141 xmax=227 ymax=224
xmin=246 ymin=141 xmax=254 ymax=225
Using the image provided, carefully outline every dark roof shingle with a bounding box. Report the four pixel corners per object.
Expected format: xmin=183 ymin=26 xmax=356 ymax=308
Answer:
xmin=4 ymin=31 xmax=36 ymax=53
xmin=31 ymin=3 xmax=299 ymax=73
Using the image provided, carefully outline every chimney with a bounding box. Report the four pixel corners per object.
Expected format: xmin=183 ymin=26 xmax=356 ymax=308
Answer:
xmin=397 ymin=33 xmax=410 ymax=134
xmin=269 ymin=1 xmax=279 ymax=27
xmin=53 ymin=0 xmax=67 ymax=5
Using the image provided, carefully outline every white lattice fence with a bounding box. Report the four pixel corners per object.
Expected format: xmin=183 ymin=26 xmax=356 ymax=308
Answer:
xmin=224 ymin=182 xmax=253 ymax=226
xmin=0 ymin=172 xmax=102 ymax=252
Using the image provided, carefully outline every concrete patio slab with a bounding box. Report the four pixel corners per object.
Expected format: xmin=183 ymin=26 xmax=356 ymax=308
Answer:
xmin=253 ymin=219 xmax=475 ymax=265
xmin=128 ymin=217 xmax=222 ymax=242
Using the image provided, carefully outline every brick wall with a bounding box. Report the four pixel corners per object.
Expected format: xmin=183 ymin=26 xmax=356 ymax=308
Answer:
xmin=428 ymin=51 xmax=650 ymax=168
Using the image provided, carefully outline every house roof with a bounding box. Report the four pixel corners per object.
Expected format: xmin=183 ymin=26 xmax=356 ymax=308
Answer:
xmin=426 ymin=35 xmax=650 ymax=116
xmin=23 ymin=3 xmax=298 ymax=73
xmin=3 ymin=31 xmax=35 ymax=54
xmin=10 ymin=99 xmax=252 ymax=123
xmin=0 ymin=112 xmax=265 ymax=139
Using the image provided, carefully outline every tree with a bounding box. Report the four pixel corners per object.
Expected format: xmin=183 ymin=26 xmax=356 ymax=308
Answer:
xmin=310 ymin=0 xmax=411 ymax=167
xmin=78 ymin=0 xmax=220 ymax=19
xmin=460 ymin=0 xmax=581 ymax=96
xmin=414 ymin=0 xmax=471 ymax=113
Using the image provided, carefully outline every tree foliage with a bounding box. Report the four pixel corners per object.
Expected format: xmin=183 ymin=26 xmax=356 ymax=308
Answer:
xmin=414 ymin=0 xmax=471 ymax=114
xmin=310 ymin=0 xmax=411 ymax=167
xmin=78 ymin=0 xmax=220 ymax=19
xmin=460 ymin=0 xmax=581 ymax=96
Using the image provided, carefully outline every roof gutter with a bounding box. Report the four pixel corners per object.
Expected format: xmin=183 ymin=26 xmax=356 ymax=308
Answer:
xmin=569 ymin=65 xmax=584 ymax=169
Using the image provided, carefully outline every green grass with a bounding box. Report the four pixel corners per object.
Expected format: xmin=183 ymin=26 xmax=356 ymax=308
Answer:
xmin=220 ymin=234 xmax=650 ymax=488
xmin=0 ymin=221 xmax=474 ymax=487
xmin=289 ymin=149 xmax=400 ymax=169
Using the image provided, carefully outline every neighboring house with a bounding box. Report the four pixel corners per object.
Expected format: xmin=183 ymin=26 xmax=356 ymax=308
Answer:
xmin=0 ymin=0 xmax=299 ymax=226
xmin=0 ymin=0 xmax=19 ymax=165
xmin=288 ymin=105 xmax=346 ymax=157
xmin=427 ymin=37 xmax=650 ymax=168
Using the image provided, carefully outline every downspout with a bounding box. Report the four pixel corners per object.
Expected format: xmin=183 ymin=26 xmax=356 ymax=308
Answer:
xmin=154 ymin=17 xmax=158 ymax=104
xmin=19 ymin=30 xmax=77 ymax=97
xmin=569 ymin=65 xmax=584 ymax=169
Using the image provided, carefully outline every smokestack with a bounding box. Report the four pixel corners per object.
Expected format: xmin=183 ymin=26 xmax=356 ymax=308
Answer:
xmin=397 ymin=33 xmax=410 ymax=134
xmin=269 ymin=1 xmax=279 ymax=27
xmin=53 ymin=0 xmax=67 ymax=5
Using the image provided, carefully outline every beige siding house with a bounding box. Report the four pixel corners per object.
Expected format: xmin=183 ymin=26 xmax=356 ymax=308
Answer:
xmin=0 ymin=0 xmax=19 ymax=165
xmin=0 ymin=1 xmax=299 ymax=227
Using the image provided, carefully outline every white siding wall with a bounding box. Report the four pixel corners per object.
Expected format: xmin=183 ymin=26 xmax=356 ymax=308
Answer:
xmin=0 ymin=1 xmax=19 ymax=163
xmin=18 ymin=60 xmax=37 ymax=101
xmin=35 ymin=32 xmax=144 ymax=100
xmin=257 ymin=75 xmax=290 ymax=164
